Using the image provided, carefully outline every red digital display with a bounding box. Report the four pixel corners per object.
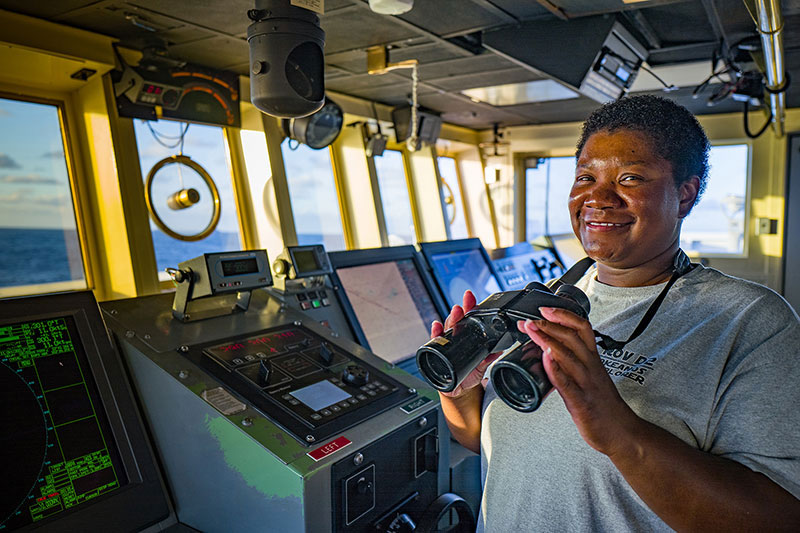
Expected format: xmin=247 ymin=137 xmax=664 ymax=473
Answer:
xmin=144 ymin=84 xmax=163 ymax=95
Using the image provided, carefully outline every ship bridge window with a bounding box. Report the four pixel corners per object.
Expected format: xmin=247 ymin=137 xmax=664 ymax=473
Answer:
xmin=681 ymin=144 xmax=749 ymax=256
xmin=437 ymin=156 xmax=469 ymax=240
xmin=525 ymin=156 xmax=574 ymax=240
xmin=281 ymin=141 xmax=345 ymax=250
xmin=375 ymin=149 xmax=415 ymax=245
xmin=0 ymin=97 xmax=86 ymax=297
xmin=133 ymin=119 xmax=243 ymax=279
xmin=524 ymin=145 xmax=750 ymax=257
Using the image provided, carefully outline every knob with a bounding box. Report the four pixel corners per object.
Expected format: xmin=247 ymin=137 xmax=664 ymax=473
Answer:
xmin=342 ymin=364 xmax=369 ymax=387
xmin=273 ymin=258 xmax=291 ymax=277
xmin=356 ymin=476 xmax=372 ymax=495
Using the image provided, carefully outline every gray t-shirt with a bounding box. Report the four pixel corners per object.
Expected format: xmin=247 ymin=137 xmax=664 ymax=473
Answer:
xmin=477 ymin=264 xmax=800 ymax=532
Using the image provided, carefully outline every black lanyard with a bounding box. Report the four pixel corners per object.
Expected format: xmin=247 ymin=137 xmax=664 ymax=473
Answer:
xmin=550 ymin=250 xmax=695 ymax=351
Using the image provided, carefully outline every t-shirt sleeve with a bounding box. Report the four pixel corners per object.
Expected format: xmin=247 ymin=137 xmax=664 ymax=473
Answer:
xmin=705 ymin=300 xmax=800 ymax=499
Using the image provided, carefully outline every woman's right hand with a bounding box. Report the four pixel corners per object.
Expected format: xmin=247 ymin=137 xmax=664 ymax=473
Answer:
xmin=430 ymin=290 xmax=502 ymax=398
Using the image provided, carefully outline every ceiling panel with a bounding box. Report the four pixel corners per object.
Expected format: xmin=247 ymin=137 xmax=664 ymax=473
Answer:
xmin=322 ymin=8 xmax=420 ymax=54
xmin=488 ymin=0 xmax=551 ymax=20
xmin=397 ymin=0 xmax=510 ymax=37
xmin=128 ymin=0 xmax=250 ymax=36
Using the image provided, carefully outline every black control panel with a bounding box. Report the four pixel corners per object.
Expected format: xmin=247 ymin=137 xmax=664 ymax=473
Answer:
xmin=186 ymin=325 xmax=417 ymax=445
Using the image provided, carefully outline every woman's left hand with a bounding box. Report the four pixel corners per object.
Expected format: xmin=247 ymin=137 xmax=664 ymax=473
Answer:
xmin=518 ymin=307 xmax=641 ymax=458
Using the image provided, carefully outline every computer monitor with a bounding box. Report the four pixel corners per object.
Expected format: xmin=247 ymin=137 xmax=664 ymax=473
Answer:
xmin=490 ymin=241 xmax=566 ymax=290
xmin=328 ymin=246 xmax=447 ymax=377
xmin=548 ymin=232 xmax=586 ymax=269
xmin=0 ymin=291 xmax=170 ymax=532
xmin=419 ymin=239 xmax=502 ymax=308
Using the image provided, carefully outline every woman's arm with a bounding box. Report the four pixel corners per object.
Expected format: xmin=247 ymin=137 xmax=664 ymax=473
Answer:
xmin=520 ymin=308 xmax=800 ymax=530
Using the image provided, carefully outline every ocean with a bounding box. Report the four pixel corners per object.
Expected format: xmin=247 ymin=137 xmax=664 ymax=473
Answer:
xmin=0 ymin=227 xmax=242 ymax=288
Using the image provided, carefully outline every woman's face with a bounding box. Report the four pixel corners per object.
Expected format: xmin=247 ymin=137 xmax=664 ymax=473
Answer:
xmin=569 ymin=129 xmax=697 ymax=271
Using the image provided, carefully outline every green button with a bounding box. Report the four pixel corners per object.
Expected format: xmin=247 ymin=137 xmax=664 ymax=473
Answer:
xmin=311 ymin=300 xmax=322 ymax=308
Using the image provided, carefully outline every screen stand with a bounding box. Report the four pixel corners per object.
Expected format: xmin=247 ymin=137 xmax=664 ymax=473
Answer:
xmin=172 ymin=273 xmax=252 ymax=322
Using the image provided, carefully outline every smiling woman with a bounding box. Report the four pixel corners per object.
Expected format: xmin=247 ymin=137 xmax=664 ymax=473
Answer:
xmin=0 ymin=97 xmax=85 ymax=295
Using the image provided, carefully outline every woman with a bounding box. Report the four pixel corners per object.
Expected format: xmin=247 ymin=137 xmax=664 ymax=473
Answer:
xmin=433 ymin=95 xmax=800 ymax=531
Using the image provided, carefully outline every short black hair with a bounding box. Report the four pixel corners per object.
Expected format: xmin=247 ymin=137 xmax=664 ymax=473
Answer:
xmin=576 ymin=95 xmax=710 ymax=206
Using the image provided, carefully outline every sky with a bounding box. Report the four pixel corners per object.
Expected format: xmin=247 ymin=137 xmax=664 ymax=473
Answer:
xmin=0 ymin=98 xmax=76 ymax=229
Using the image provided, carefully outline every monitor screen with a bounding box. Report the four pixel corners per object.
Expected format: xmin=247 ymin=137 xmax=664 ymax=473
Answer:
xmin=335 ymin=259 xmax=441 ymax=364
xmin=549 ymin=233 xmax=586 ymax=269
xmin=428 ymin=249 xmax=501 ymax=306
xmin=1 ymin=315 xmax=128 ymax=530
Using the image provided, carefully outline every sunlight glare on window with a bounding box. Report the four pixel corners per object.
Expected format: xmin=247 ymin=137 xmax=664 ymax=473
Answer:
xmin=281 ymin=141 xmax=345 ymax=250
xmin=375 ymin=150 xmax=415 ymax=245
xmin=438 ymin=156 xmax=469 ymax=240
xmin=525 ymin=156 xmax=574 ymax=240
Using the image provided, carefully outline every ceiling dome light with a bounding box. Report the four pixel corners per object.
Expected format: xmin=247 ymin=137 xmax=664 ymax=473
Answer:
xmin=368 ymin=0 xmax=414 ymax=15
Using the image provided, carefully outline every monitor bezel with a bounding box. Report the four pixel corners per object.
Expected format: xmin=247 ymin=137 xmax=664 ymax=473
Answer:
xmin=545 ymin=232 xmax=586 ymax=269
xmin=327 ymin=245 xmax=448 ymax=357
xmin=418 ymin=238 xmax=504 ymax=308
xmin=0 ymin=290 xmax=171 ymax=532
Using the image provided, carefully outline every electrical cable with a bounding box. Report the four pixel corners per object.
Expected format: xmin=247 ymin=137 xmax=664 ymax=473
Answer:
xmin=743 ymin=99 xmax=773 ymax=138
xmin=146 ymin=121 xmax=190 ymax=149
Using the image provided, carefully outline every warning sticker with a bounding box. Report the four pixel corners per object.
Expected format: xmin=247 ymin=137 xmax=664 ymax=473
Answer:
xmin=202 ymin=387 xmax=247 ymax=416
xmin=308 ymin=436 xmax=352 ymax=461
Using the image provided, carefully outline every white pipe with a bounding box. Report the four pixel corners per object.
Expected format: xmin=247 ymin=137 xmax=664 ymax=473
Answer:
xmin=754 ymin=0 xmax=786 ymax=137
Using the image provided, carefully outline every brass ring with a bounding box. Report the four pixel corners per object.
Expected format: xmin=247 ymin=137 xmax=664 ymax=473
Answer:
xmin=145 ymin=155 xmax=221 ymax=242
xmin=441 ymin=178 xmax=457 ymax=225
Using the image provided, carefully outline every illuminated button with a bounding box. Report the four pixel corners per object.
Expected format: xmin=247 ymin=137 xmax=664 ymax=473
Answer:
xmin=300 ymin=301 xmax=312 ymax=310
xmin=296 ymin=293 xmax=307 ymax=301
xmin=321 ymin=298 xmax=330 ymax=307
xmin=320 ymin=409 xmax=332 ymax=416
xmin=244 ymin=355 xmax=255 ymax=361
xmin=218 ymin=283 xmax=226 ymax=288
xmin=256 ymin=352 xmax=267 ymax=358
xmin=356 ymin=394 xmax=368 ymax=401
xmin=234 ymin=281 xmax=242 ymax=286
xmin=310 ymin=413 xmax=322 ymax=421
xmin=319 ymin=290 xmax=328 ymax=298
xmin=307 ymin=291 xmax=318 ymax=299
xmin=311 ymin=300 xmax=322 ymax=309
xmin=330 ymin=405 xmax=341 ymax=412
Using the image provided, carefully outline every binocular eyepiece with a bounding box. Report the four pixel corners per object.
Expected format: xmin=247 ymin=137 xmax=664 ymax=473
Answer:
xmin=416 ymin=281 xmax=590 ymax=412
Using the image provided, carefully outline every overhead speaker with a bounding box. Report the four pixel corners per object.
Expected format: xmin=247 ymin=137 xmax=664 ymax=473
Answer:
xmin=247 ymin=0 xmax=325 ymax=118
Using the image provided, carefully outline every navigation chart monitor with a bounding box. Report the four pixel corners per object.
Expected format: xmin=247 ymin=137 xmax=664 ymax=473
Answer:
xmin=548 ymin=232 xmax=586 ymax=269
xmin=419 ymin=238 xmax=502 ymax=308
xmin=329 ymin=247 xmax=447 ymax=375
xmin=0 ymin=291 xmax=169 ymax=532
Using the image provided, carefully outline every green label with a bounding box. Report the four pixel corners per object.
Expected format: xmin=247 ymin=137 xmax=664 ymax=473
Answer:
xmin=400 ymin=396 xmax=432 ymax=414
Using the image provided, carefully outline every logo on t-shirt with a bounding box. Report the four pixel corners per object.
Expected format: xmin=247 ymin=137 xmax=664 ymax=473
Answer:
xmin=599 ymin=348 xmax=658 ymax=385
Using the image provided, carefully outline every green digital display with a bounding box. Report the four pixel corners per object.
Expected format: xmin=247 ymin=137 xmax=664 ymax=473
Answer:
xmin=0 ymin=316 xmax=127 ymax=530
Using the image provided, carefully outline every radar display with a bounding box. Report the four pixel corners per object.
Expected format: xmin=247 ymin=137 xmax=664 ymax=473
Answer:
xmin=0 ymin=316 xmax=127 ymax=531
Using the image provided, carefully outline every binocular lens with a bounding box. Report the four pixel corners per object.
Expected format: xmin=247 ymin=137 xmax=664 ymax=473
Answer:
xmin=492 ymin=364 xmax=541 ymax=412
xmin=417 ymin=349 xmax=455 ymax=391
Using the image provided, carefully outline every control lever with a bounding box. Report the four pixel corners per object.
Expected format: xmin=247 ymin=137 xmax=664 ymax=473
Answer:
xmin=319 ymin=342 xmax=334 ymax=365
xmin=387 ymin=513 xmax=416 ymax=532
xmin=258 ymin=360 xmax=271 ymax=386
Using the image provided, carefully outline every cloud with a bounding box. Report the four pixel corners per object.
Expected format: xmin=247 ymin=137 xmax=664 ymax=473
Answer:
xmin=0 ymin=189 xmax=67 ymax=206
xmin=0 ymin=174 xmax=61 ymax=185
xmin=41 ymin=150 xmax=65 ymax=159
xmin=0 ymin=153 xmax=21 ymax=169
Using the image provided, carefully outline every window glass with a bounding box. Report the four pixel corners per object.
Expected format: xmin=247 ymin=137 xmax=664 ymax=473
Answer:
xmin=438 ymin=156 xmax=469 ymax=240
xmin=681 ymin=144 xmax=748 ymax=256
xmin=374 ymin=150 xmax=415 ymax=245
xmin=281 ymin=141 xmax=345 ymax=250
xmin=525 ymin=156 xmax=574 ymax=239
xmin=0 ymin=97 xmax=86 ymax=296
xmin=134 ymin=119 xmax=241 ymax=280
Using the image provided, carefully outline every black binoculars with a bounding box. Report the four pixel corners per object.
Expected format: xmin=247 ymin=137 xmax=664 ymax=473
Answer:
xmin=416 ymin=281 xmax=590 ymax=412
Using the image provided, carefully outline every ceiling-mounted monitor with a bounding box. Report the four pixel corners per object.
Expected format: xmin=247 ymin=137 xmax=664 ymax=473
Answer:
xmin=0 ymin=291 xmax=170 ymax=531
xmin=483 ymin=16 xmax=647 ymax=103
xmin=328 ymin=246 xmax=447 ymax=378
xmin=418 ymin=238 xmax=502 ymax=308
